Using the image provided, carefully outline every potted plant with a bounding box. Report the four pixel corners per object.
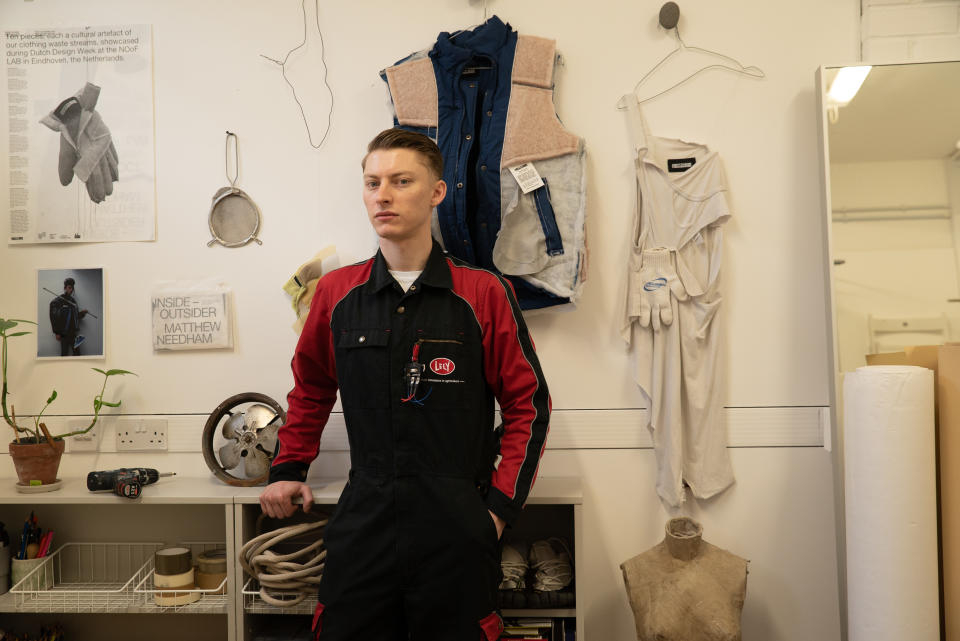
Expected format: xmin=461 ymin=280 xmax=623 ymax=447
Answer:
xmin=1 ymin=316 xmax=135 ymax=488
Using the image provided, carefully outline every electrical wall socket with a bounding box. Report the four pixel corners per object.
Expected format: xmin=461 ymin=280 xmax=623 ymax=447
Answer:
xmin=116 ymin=419 xmax=168 ymax=450
xmin=65 ymin=419 xmax=101 ymax=452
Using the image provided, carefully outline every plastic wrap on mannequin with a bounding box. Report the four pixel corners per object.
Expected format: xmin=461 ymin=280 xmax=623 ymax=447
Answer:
xmin=620 ymin=517 xmax=748 ymax=641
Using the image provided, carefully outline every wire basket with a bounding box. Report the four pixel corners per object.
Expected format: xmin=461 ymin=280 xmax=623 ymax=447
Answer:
xmin=10 ymin=541 xmax=229 ymax=614
xmin=133 ymin=542 xmax=229 ymax=613
xmin=242 ymin=576 xmax=317 ymax=615
xmin=10 ymin=542 xmax=164 ymax=612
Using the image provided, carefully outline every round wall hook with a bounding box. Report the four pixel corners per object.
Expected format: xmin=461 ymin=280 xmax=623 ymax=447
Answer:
xmin=659 ymin=2 xmax=680 ymax=30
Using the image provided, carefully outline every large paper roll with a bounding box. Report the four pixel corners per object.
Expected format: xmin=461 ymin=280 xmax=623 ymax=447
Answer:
xmin=844 ymin=365 xmax=939 ymax=641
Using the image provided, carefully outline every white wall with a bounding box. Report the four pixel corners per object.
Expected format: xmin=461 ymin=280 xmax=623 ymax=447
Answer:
xmin=0 ymin=1 xmax=860 ymax=639
xmin=862 ymin=0 xmax=960 ymax=61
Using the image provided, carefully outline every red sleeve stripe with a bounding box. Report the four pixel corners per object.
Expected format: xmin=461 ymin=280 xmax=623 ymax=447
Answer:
xmin=447 ymin=258 xmax=550 ymax=505
xmin=490 ymin=273 xmax=550 ymax=502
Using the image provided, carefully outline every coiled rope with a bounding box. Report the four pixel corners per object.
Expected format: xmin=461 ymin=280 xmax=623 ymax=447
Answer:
xmin=239 ymin=518 xmax=328 ymax=606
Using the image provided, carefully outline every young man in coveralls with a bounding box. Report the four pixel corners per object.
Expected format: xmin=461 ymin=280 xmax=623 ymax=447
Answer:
xmin=260 ymin=129 xmax=551 ymax=641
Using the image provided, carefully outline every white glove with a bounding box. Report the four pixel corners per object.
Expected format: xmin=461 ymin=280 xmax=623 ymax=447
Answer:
xmin=628 ymin=247 xmax=687 ymax=330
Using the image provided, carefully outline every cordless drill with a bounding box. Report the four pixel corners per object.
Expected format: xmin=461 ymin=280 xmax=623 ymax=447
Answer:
xmin=86 ymin=468 xmax=176 ymax=499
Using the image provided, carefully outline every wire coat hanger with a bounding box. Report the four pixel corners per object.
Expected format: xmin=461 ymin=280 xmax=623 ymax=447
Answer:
xmin=447 ymin=2 xmax=495 ymax=71
xmin=617 ymin=2 xmax=765 ymax=109
xmin=450 ymin=0 xmax=490 ymax=39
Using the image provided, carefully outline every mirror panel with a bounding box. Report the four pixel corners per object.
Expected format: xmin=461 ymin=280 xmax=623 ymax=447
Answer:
xmin=824 ymin=61 xmax=960 ymax=373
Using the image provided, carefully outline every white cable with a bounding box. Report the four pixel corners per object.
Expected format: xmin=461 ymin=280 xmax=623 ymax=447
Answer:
xmin=239 ymin=518 xmax=327 ymax=607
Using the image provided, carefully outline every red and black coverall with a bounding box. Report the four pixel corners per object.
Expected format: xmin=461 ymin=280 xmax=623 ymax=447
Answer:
xmin=270 ymin=242 xmax=551 ymax=641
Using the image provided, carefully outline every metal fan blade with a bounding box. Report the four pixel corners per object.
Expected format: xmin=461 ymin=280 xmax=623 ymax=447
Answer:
xmin=255 ymin=423 xmax=279 ymax=456
xmin=244 ymin=448 xmax=271 ymax=478
xmin=222 ymin=413 xmax=246 ymax=439
xmin=245 ymin=403 xmax=280 ymax=430
xmin=218 ymin=442 xmax=243 ymax=470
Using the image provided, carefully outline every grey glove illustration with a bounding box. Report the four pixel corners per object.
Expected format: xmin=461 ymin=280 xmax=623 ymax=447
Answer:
xmin=40 ymin=82 xmax=119 ymax=204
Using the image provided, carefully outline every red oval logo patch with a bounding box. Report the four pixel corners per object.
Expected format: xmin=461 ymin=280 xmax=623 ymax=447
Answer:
xmin=430 ymin=357 xmax=455 ymax=375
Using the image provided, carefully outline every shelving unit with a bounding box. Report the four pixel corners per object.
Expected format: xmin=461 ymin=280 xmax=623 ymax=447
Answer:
xmin=0 ymin=475 xmax=238 ymax=641
xmin=232 ymin=477 xmax=583 ymax=641
xmin=1 ymin=475 xmax=582 ymax=641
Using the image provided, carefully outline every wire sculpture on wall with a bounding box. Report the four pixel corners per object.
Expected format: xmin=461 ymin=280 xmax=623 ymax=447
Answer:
xmin=260 ymin=0 xmax=334 ymax=149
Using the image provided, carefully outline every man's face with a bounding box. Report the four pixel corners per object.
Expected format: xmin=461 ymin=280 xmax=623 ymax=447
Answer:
xmin=64 ymin=284 xmax=74 ymax=296
xmin=362 ymin=149 xmax=446 ymax=243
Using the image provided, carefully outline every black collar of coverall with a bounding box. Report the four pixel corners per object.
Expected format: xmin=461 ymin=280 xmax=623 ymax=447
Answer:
xmin=365 ymin=241 xmax=453 ymax=294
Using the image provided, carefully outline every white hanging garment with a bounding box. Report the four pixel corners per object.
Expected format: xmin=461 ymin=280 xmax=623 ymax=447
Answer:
xmin=621 ymin=98 xmax=734 ymax=507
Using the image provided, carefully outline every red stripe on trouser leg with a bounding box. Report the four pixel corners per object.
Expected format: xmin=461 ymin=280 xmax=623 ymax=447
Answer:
xmin=479 ymin=611 xmax=503 ymax=641
xmin=312 ymin=602 xmax=325 ymax=638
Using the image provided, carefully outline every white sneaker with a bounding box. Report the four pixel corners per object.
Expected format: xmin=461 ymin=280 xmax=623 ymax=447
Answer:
xmin=499 ymin=542 xmax=528 ymax=590
xmin=528 ymin=538 xmax=572 ymax=592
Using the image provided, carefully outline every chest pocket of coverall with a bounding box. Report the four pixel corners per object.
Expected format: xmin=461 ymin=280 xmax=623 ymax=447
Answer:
xmin=414 ymin=329 xmax=476 ymax=409
xmin=336 ymin=328 xmax=391 ymax=409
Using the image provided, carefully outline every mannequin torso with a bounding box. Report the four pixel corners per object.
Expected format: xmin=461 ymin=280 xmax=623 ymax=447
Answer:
xmin=620 ymin=517 xmax=748 ymax=641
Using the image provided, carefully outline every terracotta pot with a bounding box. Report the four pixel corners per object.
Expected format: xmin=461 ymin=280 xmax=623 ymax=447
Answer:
xmin=8 ymin=439 xmax=65 ymax=485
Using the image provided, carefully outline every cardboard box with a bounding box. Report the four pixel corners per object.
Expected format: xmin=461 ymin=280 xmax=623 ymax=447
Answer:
xmin=866 ymin=345 xmax=942 ymax=405
xmin=938 ymin=345 xmax=960 ymax=641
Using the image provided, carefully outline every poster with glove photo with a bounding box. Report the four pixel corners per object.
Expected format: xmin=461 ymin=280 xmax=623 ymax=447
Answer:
xmin=2 ymin=24 xmax=155 ymax=244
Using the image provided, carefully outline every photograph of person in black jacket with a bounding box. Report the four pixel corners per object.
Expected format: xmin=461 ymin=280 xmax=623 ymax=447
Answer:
xmin=49 ymin=277 xmax=88 ymax=356
xmin=37 ymin=268 xmax=104 ymax=359
xmin=260 ymin=129 xmax=551 ymax=641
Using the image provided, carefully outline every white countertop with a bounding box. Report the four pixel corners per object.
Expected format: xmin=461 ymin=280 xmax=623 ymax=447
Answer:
xmin=0 ymin=475 xmax=581 ymax=505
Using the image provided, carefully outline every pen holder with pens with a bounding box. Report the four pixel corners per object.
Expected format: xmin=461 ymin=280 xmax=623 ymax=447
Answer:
xmin=11 ymin=555 xmax=49 ymax=591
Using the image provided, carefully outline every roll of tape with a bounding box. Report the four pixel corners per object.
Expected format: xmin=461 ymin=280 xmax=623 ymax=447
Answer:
xmin=155 ymin=547 xmax=192 ymax=576
xmin=197 ymin=570 xmax=227 ymax=594
xmin=154 ymin=568 xmax=194 ymax=589
xmin=153 ymin=566 xmax=201 ymax=606
xmin=197 ymin=548 xmax=228 ymax=574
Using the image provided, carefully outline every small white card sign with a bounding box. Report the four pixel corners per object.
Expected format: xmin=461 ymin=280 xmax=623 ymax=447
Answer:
xmin=152 ymin=283 xmax=232 ymax=351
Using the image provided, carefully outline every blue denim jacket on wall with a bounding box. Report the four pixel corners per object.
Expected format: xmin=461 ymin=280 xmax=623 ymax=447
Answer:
xmin=382 ymin=16 xmax=587 ymax=310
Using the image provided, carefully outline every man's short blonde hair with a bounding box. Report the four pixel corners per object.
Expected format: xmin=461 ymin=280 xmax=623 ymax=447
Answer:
xmin=363 ymin=128 xmax=444 ymax=179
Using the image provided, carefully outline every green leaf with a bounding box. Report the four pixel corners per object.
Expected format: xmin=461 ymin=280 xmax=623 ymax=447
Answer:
xmin=99 ymin=400 xmax=121 ymax=408
xmin=46 ymin=390 xmax=57 ymax=404
xmin=92 ymin=368 xmax=136 ymax=377
xmin=6 ymin=332 xmax=31 ymax=337
xmin=0 ymin=319 xmax=36 ymax=331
